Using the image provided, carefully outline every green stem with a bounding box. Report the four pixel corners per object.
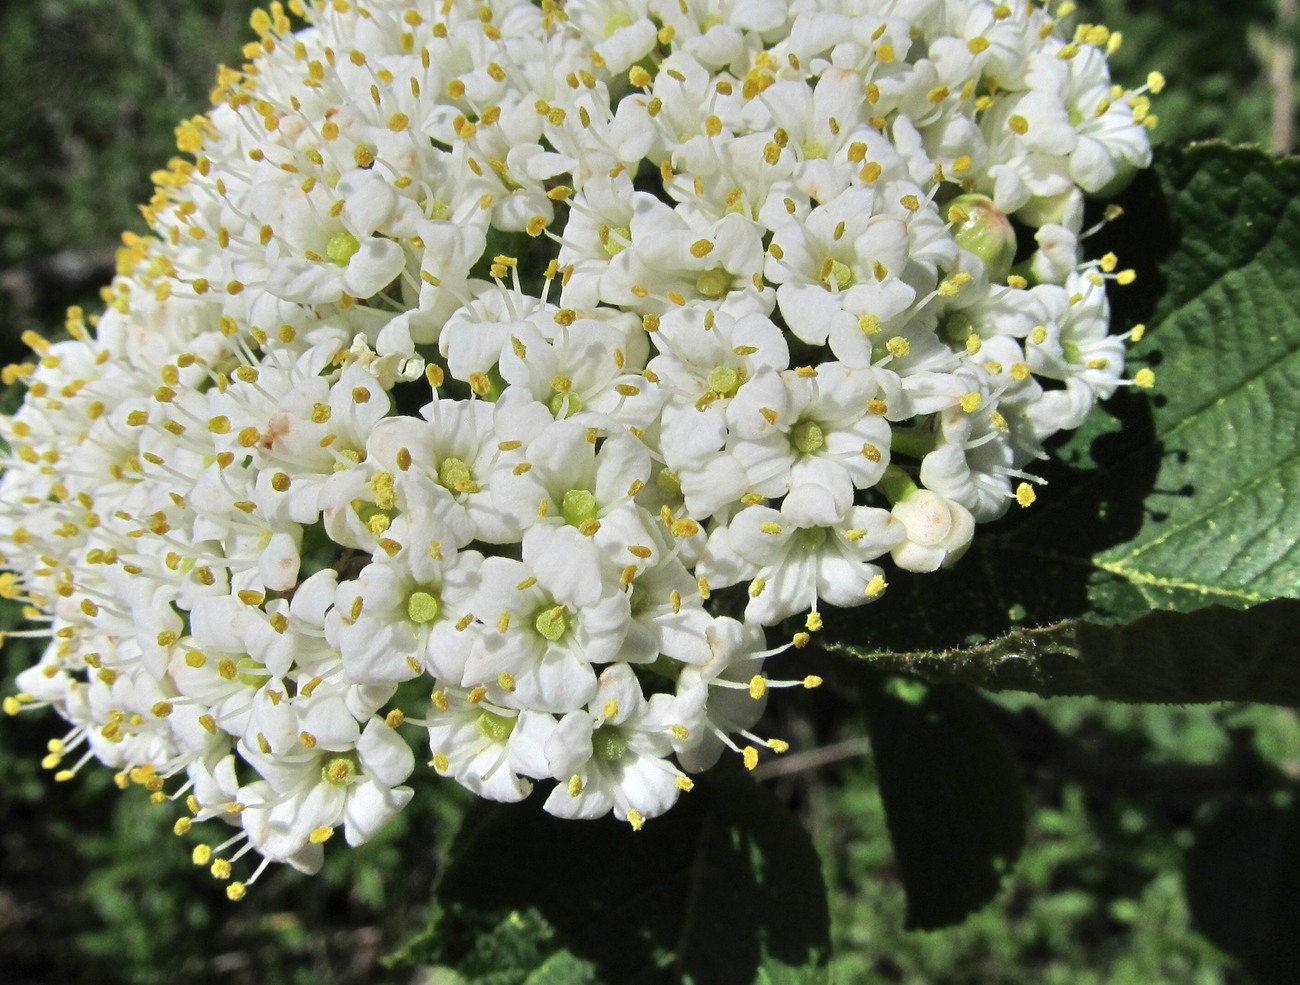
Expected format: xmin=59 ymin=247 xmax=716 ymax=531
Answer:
xmin=890 ymin=426 xmax=936 ymax=461
xmin=878 ymin=464 xmax=919 ymax=505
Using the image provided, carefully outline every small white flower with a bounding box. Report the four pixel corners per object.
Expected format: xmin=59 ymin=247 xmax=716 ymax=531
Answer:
xmin=890 ymin=487 xmax=977 ymax=573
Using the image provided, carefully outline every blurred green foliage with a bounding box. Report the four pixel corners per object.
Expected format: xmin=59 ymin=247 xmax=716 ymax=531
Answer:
xmin=2 ymin=1 xmax=1299 ymax=983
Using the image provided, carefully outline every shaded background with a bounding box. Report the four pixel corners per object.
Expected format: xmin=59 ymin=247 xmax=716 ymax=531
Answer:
xmin=1 ymin=1 xmax=1298 ymax=982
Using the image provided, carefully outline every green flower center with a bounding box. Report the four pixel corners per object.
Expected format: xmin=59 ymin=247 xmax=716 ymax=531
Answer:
xmin=476 ymin=710 xmax=517 ymax=743
xmin=656 ymin=467 xmax=682 ymax=502
xmin=802 ymin=139 xmax=828 ymax=160
xmin=797 ymin=526 xmax=829 ymax=550
xmin=534 ymin=605 xmax=569 ymax=642
xmin=603 ymin=11 xmax=633 ymax=36
xmin=696 ymin=267 xmax=734 ymax=300
xmin=548 ymin=390 xmax=584 ymax=418
xmin=603 ymin=225 xmax=631 ymax=257
xmin=822 ymin=259 xmax=854 ymax=291
xmin=321 ymin=752 xmax=360 ymax=785
xmin=1062 ymin=340 xmax=1083 ymax=364
xmin=438 ymin=456 xmax=478 ymax=494
xmin=235 ymin=656 xmax=270 ymax=689
xmin=707 ymin=365 xmax=742 ymax=398
xmin=791 ymin=419 xmax=826 ymax=454
xmin=561 ymin=488 xmax=599 ymax=527
xmin=327 ymin=231 xmax=361 ymax=266
xmin=593 ymin=725 xmax=628 ymax=762
xmin=407 ymin=590 xmax=441 ymax=624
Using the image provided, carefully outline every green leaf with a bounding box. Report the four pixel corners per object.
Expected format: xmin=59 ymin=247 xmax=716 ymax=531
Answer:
xmin=824 ymin=145 xmax=1300 ymax=701
xmin=1088 ymin=144 xmax=1300 ymax=613
xmin=413 ymin=762 xmax=830 ymax=985
xmin=861 ymin=680 xmax=1026 ymax=929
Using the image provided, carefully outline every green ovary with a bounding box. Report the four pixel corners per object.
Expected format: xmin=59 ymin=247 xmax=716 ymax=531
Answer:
xmin=603 ymin=226 xmax=631 ymax=257
xmin=407 ymin=590 xmax=440 ymax=624
xmin=327 ymin=231 xmax=361 ymax=265
xmin=603 ymin=11 xmax=632 ymax=36
xmin=321 ymin=751 xmax=361 ymax=785
xmin=593 ymin=725 xmax=628 ymax=762
xmin=476 ymin=710 xmax=517 ymax=743
xmin=561 ymin=488 xmax=599 ymax=526
xmin=707 ymin=365 xmax=742 ymax=398
xmin=548 ymin=390 xmax=584 ymax=418
xmin=696 ymin=267 xmax=733 ymax=299
xmin=791 ymin=419 xmax=826 ymax=454
xmin=797 ymin=526 xmax=829 ymax=550
xmin=656 ymin=467 xmax=682 ymax=502
xmin=802 ymin=139 xmax=828 ymax=160
xmin=535 ymin=605 xmax=569 ymax=642
xmin=438 ymin=456 xmax=477 ymax=493
xmin=823 ymin=259 xmax=854 ymax=291
xmin=235 ymin=657 xmax=270 ymax=688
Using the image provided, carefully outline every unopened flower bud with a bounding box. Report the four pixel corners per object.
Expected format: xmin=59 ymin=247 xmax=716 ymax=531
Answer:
xmin=949 ymin=194 xmax=1017 ymax=283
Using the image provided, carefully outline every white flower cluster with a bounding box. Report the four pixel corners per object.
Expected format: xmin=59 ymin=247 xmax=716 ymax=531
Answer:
xmin=0 ymin=0 xmax=1156 ymax=894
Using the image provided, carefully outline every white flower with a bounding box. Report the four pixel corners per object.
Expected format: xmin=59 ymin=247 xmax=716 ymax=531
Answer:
xmin=427 ymin=688 xmax=552 ymax=802
xmin=332 ymin=513 xmax=483 ymax=684
xmin=702 ymin=490 xmax=902 ymax=625
xmin=890 ymin=487 xmax=977 ymax=572
xmin=0 ymin=0 xmax=1151 ymax=878
xmin=541 ymin=663 xmax=685 ymax=826
xmin=462 ymin=525 xmax=630 ymax=713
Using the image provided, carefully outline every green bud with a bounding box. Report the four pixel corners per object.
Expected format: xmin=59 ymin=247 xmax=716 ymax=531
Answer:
xmin=948 ymin=194 xmax=1016 ymax=283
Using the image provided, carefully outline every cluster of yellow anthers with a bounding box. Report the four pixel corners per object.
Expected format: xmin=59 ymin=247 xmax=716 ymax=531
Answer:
xmin=1 ymin=0 xmax=1155 ymax=893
